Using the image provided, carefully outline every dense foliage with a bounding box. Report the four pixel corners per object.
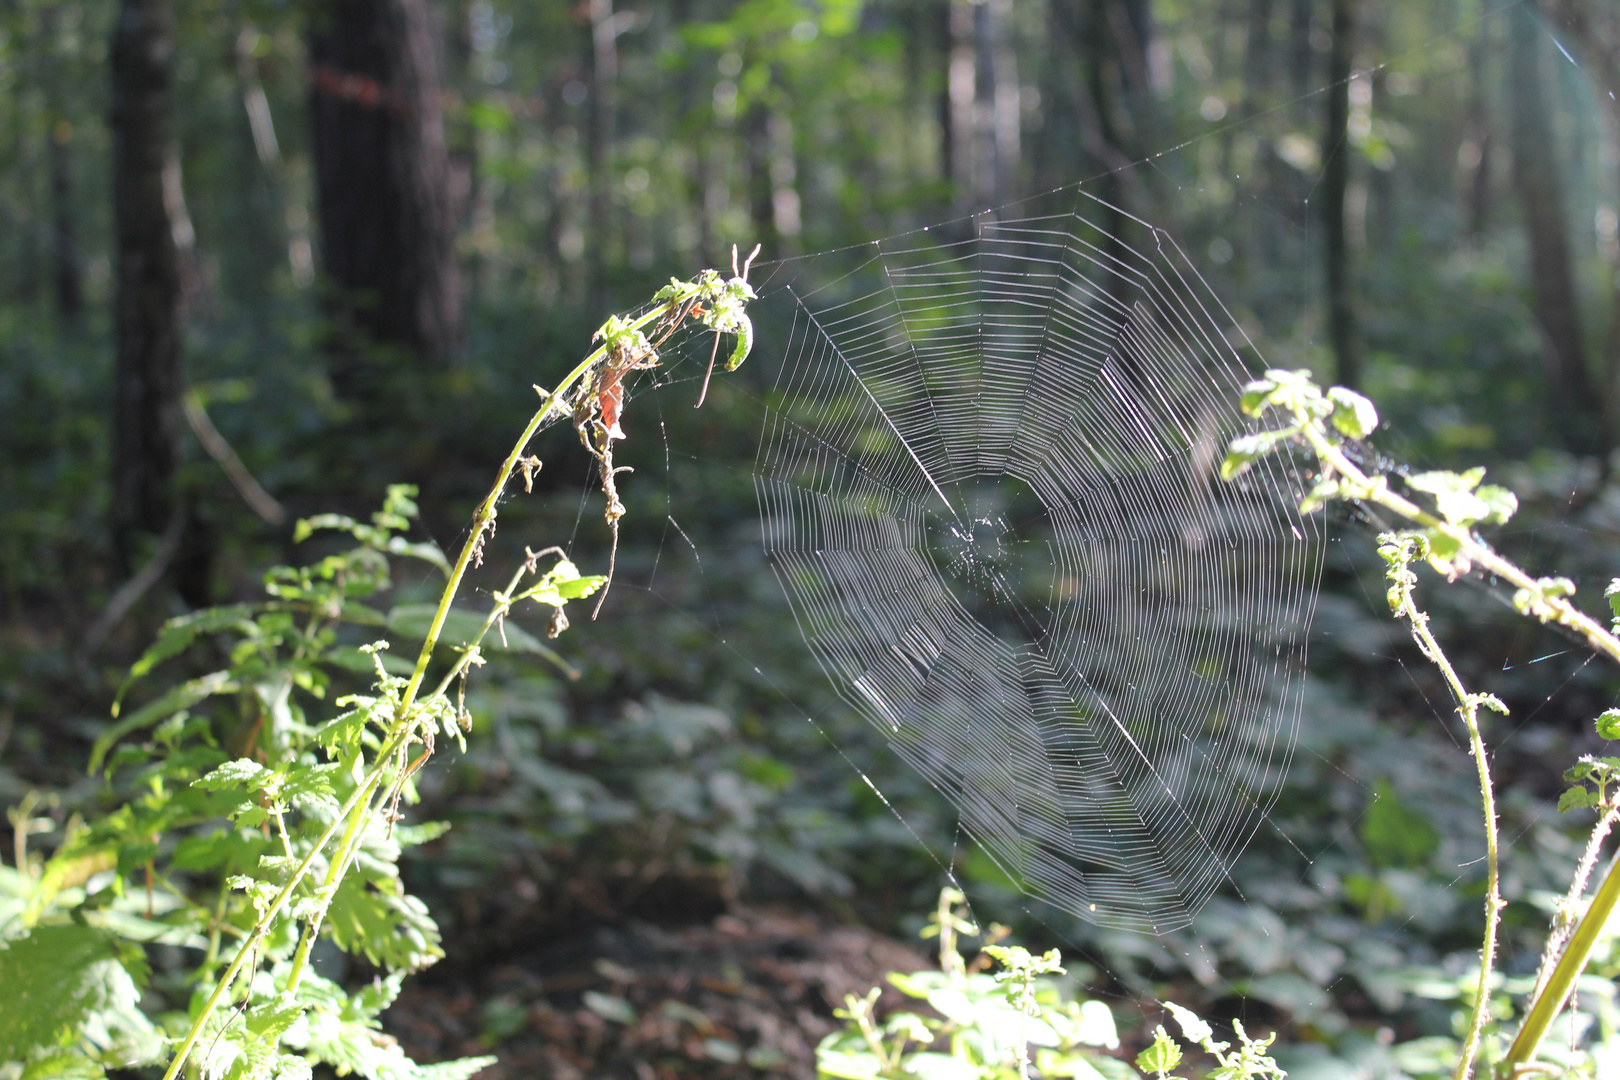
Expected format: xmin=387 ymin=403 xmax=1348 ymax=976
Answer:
xmin=7 ymin=0 xmax=1620 ymax=1077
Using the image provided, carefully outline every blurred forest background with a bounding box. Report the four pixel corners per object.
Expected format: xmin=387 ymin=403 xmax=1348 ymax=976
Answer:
xmin=8 ymin=0 xmax=1620 ymax=1075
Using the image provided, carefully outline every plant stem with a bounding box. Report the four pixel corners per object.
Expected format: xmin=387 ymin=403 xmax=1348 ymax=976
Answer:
xmin=1295 ymin=421 xmax=1620 ymax=1077
xmin=395 ymin=294 xmax=688 ymax=723
xmin=1504 ymin=853 xmax=1620 ymax=1073
xmin=1385 ymin=580 xmax=1501 ymax=1080
xmin=1299 ymin=425 xmax=1620 ymax=667
xmin=159 ymin=287 xmax=706 ymax=1080
xmin=158 ymin=737 xmax=403 ymax=1080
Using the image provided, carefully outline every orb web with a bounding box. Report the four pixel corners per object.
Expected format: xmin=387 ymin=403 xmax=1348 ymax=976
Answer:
xmin=750 ymin=193 xmax=1322 ymax=933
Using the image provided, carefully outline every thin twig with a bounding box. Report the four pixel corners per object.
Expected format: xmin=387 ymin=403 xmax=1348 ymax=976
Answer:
xmin=183 ymin=389 xmax=286 ymax=525
xmin=83 ymin=509 xmax=186 ymax=655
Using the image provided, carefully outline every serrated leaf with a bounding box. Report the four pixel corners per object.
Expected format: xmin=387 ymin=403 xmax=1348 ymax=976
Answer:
xmin=115 ymin=605 xmax=256 ymax=713
xmin=91 ymin=671 xmax=237 ymax=775
xmin=1134 ymin=1027 xmax=1182 ymax=1076
xmin=20 ymin=1049 xmax=107 ymax=1080
xmin=1560 ymin=788 xmax=1597 ymax=813
xmin=195 ymin=759 xmax=272 ymax=793
xmin=0 ymin=924 xmax=157 ymax=1062
xmin=1598 ymin=709 xmax=1620 ymax=741
xmin=325 ymin=877 xmax=443 ymax=972
xmin=415 ymin=1058 xmax=497 ymax=1080
xmin=1327 ymin=386 xmax=1378 ymax=439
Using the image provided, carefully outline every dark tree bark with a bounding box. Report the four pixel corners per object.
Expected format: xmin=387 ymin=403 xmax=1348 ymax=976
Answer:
xmin=309 ymin=0 xmax=461 ymax=398
xmin=110 ymin=0 xmax=182 ymax=564
xmin=49 ymin=119 xmax=82 ymax=324
xmin=586 ymin=0 xmax=617 ymax=311
xmin=1320 ymin=0 xmax=1360 ymax=388
xmin=1509 ymin=2 xmax=1607 ymax=456
xmin=1290 ymin=0 xmax=1314 ymax=98
xmin=1535 ymin=0 xmax=1620 ymax=433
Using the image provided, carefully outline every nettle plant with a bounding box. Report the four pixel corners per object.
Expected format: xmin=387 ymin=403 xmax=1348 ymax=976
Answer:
xmin=817 ymin=888 xmax=1285 ymax=1080
xmin=0 ymin=257 xmax=758 ymax=1080
xmin=1224 ymin=368 xmax=1620 ymax=1080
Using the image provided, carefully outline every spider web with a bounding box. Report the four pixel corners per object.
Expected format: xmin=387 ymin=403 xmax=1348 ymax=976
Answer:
xmin=704 ymin=188 xmax=1325 ymax=934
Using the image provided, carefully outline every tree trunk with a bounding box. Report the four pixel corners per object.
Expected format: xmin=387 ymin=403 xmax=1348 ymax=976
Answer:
xmin=110 ymin=0 xmax=182 ymax=565
xmin=1290 ymin=0 xmax=1314 ymax=98
xmin=1534 ymin=0 xmax=1620 ymax=441
xmin=1509 ymin=2 xmax=1607 ymax=457
xmin=586 ymin=0 xmax=617 ymax=312
xmin=49 ymin=119 xmax=81 ymax=324
xmin=1320 ymin=0 xmax=1360 ymax=389
xmin=309 ymin=0 xmax=460 ymax=400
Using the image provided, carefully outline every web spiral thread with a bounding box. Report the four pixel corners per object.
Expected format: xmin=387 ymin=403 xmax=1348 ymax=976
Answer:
xmin=751 ymin=194 xmax=1322 ymax=933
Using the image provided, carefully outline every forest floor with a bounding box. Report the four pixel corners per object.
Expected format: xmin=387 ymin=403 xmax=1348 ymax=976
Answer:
xmin=386 ymin=904 xmax=931 ymax=1080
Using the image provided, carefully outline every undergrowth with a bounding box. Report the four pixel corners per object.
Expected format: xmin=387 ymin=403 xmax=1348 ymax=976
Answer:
xmin=0 ymin=260 xmax=757 ymax=1080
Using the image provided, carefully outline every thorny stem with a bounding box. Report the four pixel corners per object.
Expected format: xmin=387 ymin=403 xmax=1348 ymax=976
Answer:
xmin=159 ymin=727 xmax=408 ymax=1080
xmin=1299 ymin=424 xmax=1620 ymax=668
xmin=163 ymin=277 xmax=738 ymax=1080
xmin=1530 ymin=804 xmax=1620 ymax=1006
xmin=1383 ymin=537 xmax=1502 ymax=1080
xmin=1507 ymin=854 xmax=1620 ymax=1075
xmin=1290 ymin=420 xmax=1620 ymax=1077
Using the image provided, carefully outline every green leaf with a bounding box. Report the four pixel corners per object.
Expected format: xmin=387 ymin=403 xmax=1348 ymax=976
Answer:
xmin=1474 ymin=484 xmax=1518 ymax=525
xmin=1220 ymin=432 xmax=1284 ymax=481
xmin=1597 ymin=709 xmax=1620 ymax=741
xmin=1163 ymin=1002 xmax=1213 ymax=1048
xmin=0 ymin=924 xmax=157 ymax=1062
xmin=1407 ymin=471 xmax=1488 ymax=526
xmin=1297 ymin=476 xmax=1340 ymax=515
xmin=1560 ymin=787 xmax=1598 ymax=813
xmin=325 ymin=873 xmax=443 ymax=972
xmin=816 ymin=1049 xmax=885 ymax=1080
xmin=115 ymin=604 xmax=255 ymax=713
xmin=1134 ymin=1027 xmax=1183 ymax=1077
xmin=414 ymin=1059 xmax=498 ymax=1080
xmin=724 ymin=315 xmax=754 ymax=371
xmin=91 ymin=671 xmax=237 ymax=775
xmin=1326 ymin=386 xmax=1378 ymax=439
xmin=20 ymin=1050 xmax=107 ymax=1080
xmin=903 ymin=1053 xmax=986 ymax=1080
xmin=194 ymin=759 xmax=271 ymax=793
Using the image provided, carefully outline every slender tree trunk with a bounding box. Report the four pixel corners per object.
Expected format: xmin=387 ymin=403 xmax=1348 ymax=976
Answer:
xmin=49 ymin=119 xmax=81 ymax=324
xmin=1321 ymin=0 xmax=1360 ymax=388
xmin=1534 ymin=0 xmax=1620 ymax=441
xmin=110 ymin=0 xmax=182 ymax=567
xmin=989 ymin=0 xmax=1020 ymax=207
xmin=586 ymin=0 xmax=617 ymax=311
xmin=947 ymin=0 xmax=976 ymax=212
xmin=309 ymin=0 xmax=461 ymax=401
xmin=1459 ymin=14 xmax=1493 ymax=236
xmin=1509 ymin=2 xmax=1607 ymax=456
xmin=1290 ymin=0 xmax=1314 ymax=98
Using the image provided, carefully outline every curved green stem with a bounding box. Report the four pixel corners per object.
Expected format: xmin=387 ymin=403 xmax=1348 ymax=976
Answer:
xmin=158 ymin=286 xmax=707 ymax=1080
xmin=1390 ymin=596 xmax=1500 ymax=1080
xmin=394 ymin=293 xmax=689 ymax=722
xmin=158 ymin=730 xmax=407 ymax=1080
xmin=1299 ymin=424 xmax=1620 ymax=667
xmin=1294 ymin=421 xmax=1620 ymax=1078
xmin=1504 ymin=854 xmax=1620 ymax=1073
